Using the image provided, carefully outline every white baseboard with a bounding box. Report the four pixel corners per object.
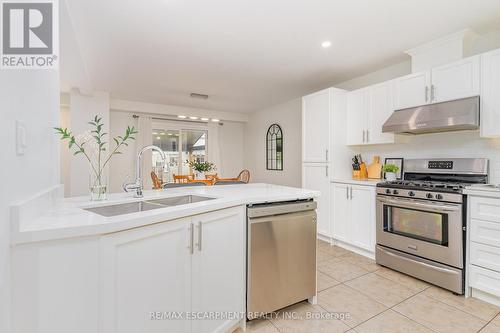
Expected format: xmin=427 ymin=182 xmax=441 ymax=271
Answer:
xmin=317 ymin=234 xmax=375 ymax=260
xmin=471 ymin=288 xmax=500 ymax=307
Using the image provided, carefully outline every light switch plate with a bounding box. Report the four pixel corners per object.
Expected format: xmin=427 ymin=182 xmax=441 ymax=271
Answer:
xmin=16 ymin=120 xmax=27 ymax=155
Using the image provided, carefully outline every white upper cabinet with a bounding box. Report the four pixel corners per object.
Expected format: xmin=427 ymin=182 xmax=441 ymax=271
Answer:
xmin=346 ymin=83 xmax=394 ymax=146
xmin=302 ymin=88 xmax=331 ymax=163
xmin=368 ymin=81 xmax=395 ymax=144
xmin=430 ymin=55 xmax=480 ymax=103
xmin=346 ymin=88 xmax=368 ymax=145
xmin=393 ymin=71 xmax=431 ymax=110
xmin=480 ymin=48 xmax=500 ymax=138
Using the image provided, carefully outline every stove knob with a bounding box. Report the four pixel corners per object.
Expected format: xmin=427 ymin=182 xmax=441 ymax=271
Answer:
xmin=392 ymin=190 xmax=399 ymax=195
xmin=408 ymin=191 xmax=416 ymax=197
xmin=436 ymin=194 xmax=444 ymax=200
xmin=385 ymin=189 xmax=391 ymax=194
xmin=426 ymin=193 xmax=434 ymax=199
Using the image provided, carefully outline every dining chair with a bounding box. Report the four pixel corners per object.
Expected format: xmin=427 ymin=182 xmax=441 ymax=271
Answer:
xmin=151 ymin=171 xmax=163 ymax=189
xmin=205 ymin=173 xmax=218 ymax=181
xmin=173 ymin=174 xmax=193 ymax=183
xmin=216 ymin=169 xmax=251 ymax=184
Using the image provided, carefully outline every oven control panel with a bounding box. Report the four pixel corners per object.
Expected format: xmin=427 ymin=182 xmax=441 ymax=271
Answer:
xmin=428 ymin=161 xmax=453 ymax=169
xmin=376 ymin=187 xmax=463 ymax=203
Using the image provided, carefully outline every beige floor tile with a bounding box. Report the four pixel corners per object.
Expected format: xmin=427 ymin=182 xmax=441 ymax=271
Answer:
xmin=423 ymin=286 xmax=500 ymax=321
xmin=492 ymin=314 xmax=500 ymax=326
xmin=374 ymin=267 xmax=430 ymax=292
xmin=341 ymin=252 xmax=381 ymax=272
xmin=318 ymin=271 xmax=341 ymax=292
xmin=233 ymin=319 xmax=279 ymax=333
xmin=344 ymin=273 xmax=416 ymax=307
xmin=318 ymin=249 xmax=335 ymax=263
xmin=393 ymin=293 xmax=487 ymax=333
xmin=480 ymin=321 xmax=500 ymax=333
xmin=270 ymin=301 xmax=351 ymax=333
xmin=318 ymin=258 xmax=370 ymax=282
xmin=354 ymin=309 xmax=434 ymax=333
xmin=318 ymin=284 xmax=387 ymax=327
xmin=319 ymin=245 xmax=353 ymax=257
xmin=318 ymin=240 xmax=332 ymax=250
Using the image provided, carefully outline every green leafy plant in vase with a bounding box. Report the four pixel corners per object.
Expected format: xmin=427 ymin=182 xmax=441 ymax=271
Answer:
xmin=55 ymin=115 xmax=138 ymax=201
xmin=187 ymin=160 xmax=216 ymax=180
xmin=382 ymin=163 xmax=400 ymax=181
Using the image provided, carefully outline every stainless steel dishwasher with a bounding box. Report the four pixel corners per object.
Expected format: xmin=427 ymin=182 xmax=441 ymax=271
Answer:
xmin=247 ymin=200 xmax=317 ymax=319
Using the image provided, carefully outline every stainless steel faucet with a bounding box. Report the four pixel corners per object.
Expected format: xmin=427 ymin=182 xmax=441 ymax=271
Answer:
xmin=123 ymin=145 xmax=166 ymax=198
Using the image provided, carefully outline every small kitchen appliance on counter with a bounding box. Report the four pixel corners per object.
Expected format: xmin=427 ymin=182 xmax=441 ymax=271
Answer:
xmin=376 ymin=158 xmax=488 ymax=294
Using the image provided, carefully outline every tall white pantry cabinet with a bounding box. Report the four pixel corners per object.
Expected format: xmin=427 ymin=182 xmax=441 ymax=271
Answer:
xmin=302 ymin=88 xmax=349 ymax=239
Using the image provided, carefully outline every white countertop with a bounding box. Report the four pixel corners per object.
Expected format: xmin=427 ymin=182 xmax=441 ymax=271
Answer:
xmin=332 ymin=178 xmax=382 ymax=187
xmin=464 ymin=184 xmax=500 ymax=198
xmin=11 ymin=183 xmax=319 ymax=245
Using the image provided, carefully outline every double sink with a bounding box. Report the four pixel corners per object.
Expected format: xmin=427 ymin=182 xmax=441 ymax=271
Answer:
xmin=84 ymin=195 xmax=214 ymax=217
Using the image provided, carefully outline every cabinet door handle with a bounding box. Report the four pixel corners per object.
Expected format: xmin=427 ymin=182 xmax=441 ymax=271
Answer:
xmin=362 ymin=130 xmax=365 ymax=143
xmin=326 ymin=149 xmax=329 ymax=162
xmin=366 ymin=130 xmax=369 ymax=143
xmin=196 ymin=222 xmax=202 ymax=251
xmin=188 ymin=223 xmax=194 ymax=254
xmin=431 ymin=84 xmax=435 ymax=102
xmin=325 ymin=165 xmax=329 ymax=177
xmin=425 ymin=86 xmax=429 ymax=102
xmin=346 ymin=186 xmax=349 ymax=199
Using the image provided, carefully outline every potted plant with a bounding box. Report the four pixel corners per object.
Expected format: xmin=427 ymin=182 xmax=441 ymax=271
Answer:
xmin=383 ymin=163 xmax=400 ymax=181
xmin=187 ymin=160 xmax=216 ymax=180
xmin=55 ymin=116 xmax=137 ymax=201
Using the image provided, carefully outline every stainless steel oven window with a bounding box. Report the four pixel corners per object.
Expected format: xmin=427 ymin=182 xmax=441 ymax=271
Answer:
xmin=383 ymin=205 xmax=449 ymax=246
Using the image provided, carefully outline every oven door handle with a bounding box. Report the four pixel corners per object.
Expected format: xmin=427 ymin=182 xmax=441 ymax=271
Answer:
xmin=379 ymin=247 xmax=460 ymax=276
xmin=377 ymin=197 xmax=461 ymax=212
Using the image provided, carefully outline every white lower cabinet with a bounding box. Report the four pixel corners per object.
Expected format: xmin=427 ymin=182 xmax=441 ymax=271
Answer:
xmin=331 ymin=182 xmax=376 ymax=253
xmin=101 ymin=206 xmax=246 ymax=333
xmin=303 ymin=163 xmax=331 ymax=237
xmin=11 ymin=206 xmax=246 ymax=333
xmin=100 ymin=218 xmax=193 ymax=333
xmin=467 ymin=193 xmax=500 ymax=305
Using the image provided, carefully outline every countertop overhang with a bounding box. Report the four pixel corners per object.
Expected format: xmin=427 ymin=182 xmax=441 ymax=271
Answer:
xmin=11 ymin=183 xmax=320 ymax=245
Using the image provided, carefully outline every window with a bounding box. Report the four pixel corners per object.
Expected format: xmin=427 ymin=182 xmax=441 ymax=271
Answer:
xmin=266 ymin=124 xmax=283 ymax=170
xmin=152 ymin=123 xmax=208 ymax=183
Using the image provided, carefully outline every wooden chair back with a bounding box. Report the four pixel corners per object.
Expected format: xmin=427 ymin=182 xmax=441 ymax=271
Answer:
xmin=151 ymin=171 xmax=162 ymax=189
xmin=237 ymin=169 xmax=250 ymax=183
xmin=173 ymin=174 xmax=193 ymax=183
xmin=205 ymin=173 xmax=218 ymax=181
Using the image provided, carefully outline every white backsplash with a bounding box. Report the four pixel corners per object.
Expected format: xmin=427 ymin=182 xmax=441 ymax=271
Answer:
xmin=349 ymin=130 xmax=500 ymax=184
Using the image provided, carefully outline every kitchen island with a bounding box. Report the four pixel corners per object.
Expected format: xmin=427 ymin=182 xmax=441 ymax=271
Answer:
xmin=10 ymin=183 xmax=319 ymax=333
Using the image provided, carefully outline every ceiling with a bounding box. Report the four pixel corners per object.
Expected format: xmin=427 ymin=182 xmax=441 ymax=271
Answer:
xmin=61 ymin=0 xmax=500 ymax=113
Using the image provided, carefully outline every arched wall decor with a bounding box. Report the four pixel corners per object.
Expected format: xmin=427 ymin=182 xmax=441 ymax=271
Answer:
xmin=266 ymin=124 xmax=283 ymax=170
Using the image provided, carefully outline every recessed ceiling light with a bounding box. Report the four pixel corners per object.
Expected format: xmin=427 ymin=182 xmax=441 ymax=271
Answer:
xmin=156 ymin=136 xmax=161 ymax=140
xmin=321 ymin=41 xmax=331 ymax=48
xmin=211 ymin=119 xmax=220 ymax=122
xmin=189 ymin=116 xmax=199 ymax=120
xmin=201 ymin=117 xmax=209 ymax=121
xmin=178 ymin=115 xmax=187 ymax=119
xmin=153 ymin=132 xmax=158 ymax=135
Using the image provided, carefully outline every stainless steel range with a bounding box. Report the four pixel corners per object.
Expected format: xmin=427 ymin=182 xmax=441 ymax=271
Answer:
xmin=376 ymin=158 xmax=489 ymax=294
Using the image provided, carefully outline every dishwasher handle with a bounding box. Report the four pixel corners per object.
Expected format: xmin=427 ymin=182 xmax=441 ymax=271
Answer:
xmin=247 ymin=201 xmax=317 ymax=219
xmin=248 ymin=209 xmax=317 ymax=225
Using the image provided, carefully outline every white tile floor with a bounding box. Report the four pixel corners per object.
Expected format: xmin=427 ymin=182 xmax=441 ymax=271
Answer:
xmin=235 ymin=240 xmax=500 ymax=333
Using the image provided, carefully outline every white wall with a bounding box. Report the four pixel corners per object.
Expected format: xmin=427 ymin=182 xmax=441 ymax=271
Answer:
xmin=69 ymin=90 xmax=110 ymax=196
xmin=108 ymin=111 xmax=245 ymax=193
xmin=0 ymin=70 xmax=60 ymax=333
xmin=244 ymin=98 xmax=302 ymax=187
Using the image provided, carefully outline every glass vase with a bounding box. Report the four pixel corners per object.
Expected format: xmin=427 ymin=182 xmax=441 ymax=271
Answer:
xmin=89 ymin=172 xmax=107 ymax=201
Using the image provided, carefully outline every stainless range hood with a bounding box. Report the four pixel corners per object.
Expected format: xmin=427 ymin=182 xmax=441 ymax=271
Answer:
xmin=382 ymin=96 xmax=479 ymax=134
